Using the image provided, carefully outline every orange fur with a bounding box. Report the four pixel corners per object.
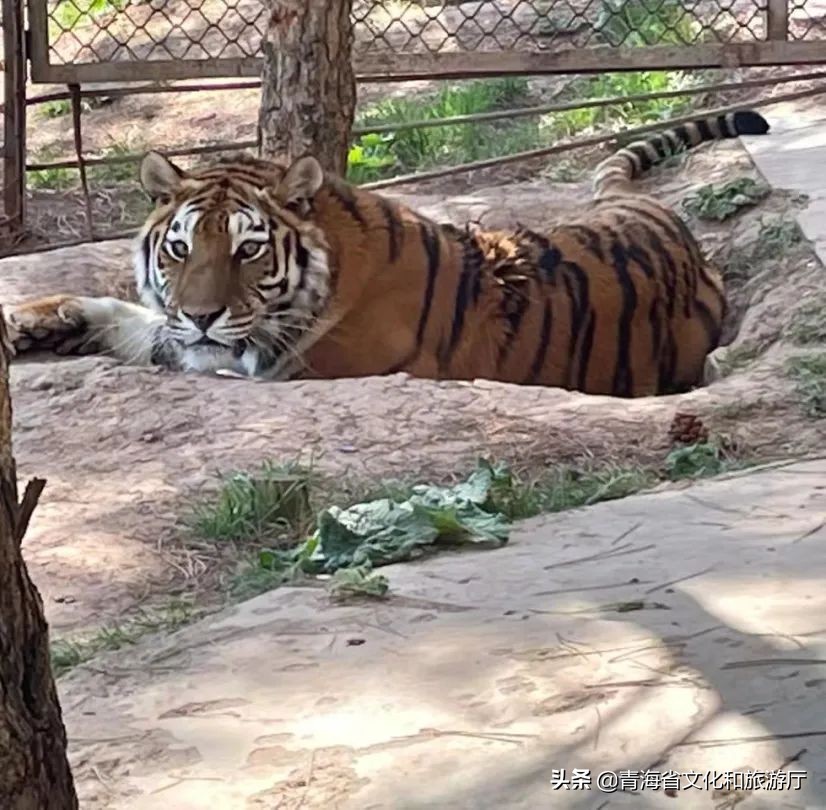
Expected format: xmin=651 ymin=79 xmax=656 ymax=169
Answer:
xmin=7 ymin=110 xmax=769 ymax=396
xmin=291 ymin=110 xmax=768 ymax=395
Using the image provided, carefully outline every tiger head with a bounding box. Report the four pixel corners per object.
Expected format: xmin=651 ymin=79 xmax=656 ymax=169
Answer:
xmin=135 ymin=151 xmax=333 ymax=376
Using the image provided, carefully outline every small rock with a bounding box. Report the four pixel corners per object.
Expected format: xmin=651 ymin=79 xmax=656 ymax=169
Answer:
xmin=30 ymin=376 xmax=53 ymax=392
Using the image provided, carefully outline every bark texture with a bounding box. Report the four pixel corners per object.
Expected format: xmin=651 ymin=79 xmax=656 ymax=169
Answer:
xmin=259 ymin=0 xmax=356 ymax=175
xmin=0 ymin=313 xmax=77 ymax=810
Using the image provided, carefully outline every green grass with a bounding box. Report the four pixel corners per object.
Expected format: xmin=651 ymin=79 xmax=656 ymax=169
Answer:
xmin=227 ymin=460 xmax=661 ymax=599
xmin=51 ymin=0 xmax=128 ymax=34
xmin=486 ymin=463 xmax=659 ymax=520
xmin=713 ymin=342 xmax=763 ymax=378
xmin=595 ymin=0 xmax=701 ymax=47
xmin=787 ymin=353 xmax=826 ymax=417
xmin=28 ymin=164 xmax=77 ymax=191
xmin=552 ymin=70 xmax=701 ymax=136
xmin=788 ymin=297 xmax=826 ymax=346
xmin=725 ymin=216 xmax=804 ymax=282
xmin=87 ymin=141 xmax=143 ymax=186
xmin=348 ymin=69 xmax=702 ymax=183
xmin=348 ymin=78 xmax=533 ymax=182
xmin=187 ymin=461 xmax=315 ymax=545
xmin=50 ymin=598 xmax=198 ymax=677
xmin=28 ymin=138 xmax=143 ymax=192
xmin=682 ymin=177 xmax=770 ymax=222
xmin=204 ymin=465 xmax=420 ymax=601
xmin=229 ymin=562 xmax=294 ymax=601
xmin=664 ymin=441 xmax=735 ymax=480
xmin=40 ymin=99 xmax=72 ymax=119
xmin=37 ymin=96 xmax=112 ymax=119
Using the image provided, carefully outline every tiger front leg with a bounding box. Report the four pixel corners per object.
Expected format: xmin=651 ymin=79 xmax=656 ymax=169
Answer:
xmin=6 ymin=294 xmax=167 ymax=367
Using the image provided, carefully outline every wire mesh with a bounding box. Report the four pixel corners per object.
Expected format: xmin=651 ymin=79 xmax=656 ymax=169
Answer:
xmin=40 ymin=0 xmax=826 ymax=72
xmin=46 ymin=0 xmax=267 ymax=65
xmin=9 ymin=0 xmax=826 ymax=256
xmin=789 ymin=0 xmax=826 ymax=40
xmin=352 ymin=0 xmax=767 ymax=55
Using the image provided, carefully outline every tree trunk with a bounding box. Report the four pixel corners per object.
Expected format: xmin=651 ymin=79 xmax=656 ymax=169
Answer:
xmin=0 ymin=314 xmax=77 ymax=810
xmin=259 ymin=0 xmax=356 ymax=176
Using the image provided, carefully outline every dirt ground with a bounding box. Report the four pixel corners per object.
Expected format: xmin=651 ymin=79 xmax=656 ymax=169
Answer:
xmin=1 ymin=134 xmax=823 ymax=645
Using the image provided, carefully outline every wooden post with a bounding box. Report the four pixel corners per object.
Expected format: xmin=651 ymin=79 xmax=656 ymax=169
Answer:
xmin=258 ymin=0 xmax=356 ymax=175
xmin=2 ymin=0 xmax=27 ymax=241
xmin=0 ymin=313 xmax=78 ymax=809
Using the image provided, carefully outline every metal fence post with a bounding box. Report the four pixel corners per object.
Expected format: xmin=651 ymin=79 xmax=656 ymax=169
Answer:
xmin=767 ymin=0 xmax=790 ymax=41
xmin=2 ymin=0 xmax=27 ymax=243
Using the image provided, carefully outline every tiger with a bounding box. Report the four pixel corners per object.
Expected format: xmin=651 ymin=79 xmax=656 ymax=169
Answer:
xmin=6 ymin=109 xmax=769 ymax=397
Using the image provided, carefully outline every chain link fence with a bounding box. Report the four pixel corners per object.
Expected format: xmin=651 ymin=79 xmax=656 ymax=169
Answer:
xmin=45 ymin=0 xmax=266 ymax=66
xmin=5 ymin=0 xmax=826 ymax=255
xmin=31 ymin=0 xmax=826 ymax=83
xmin=352 ymin=0 xmax=765 ymax=53
xmin=44 ymin=0 xmax=765 ymax=68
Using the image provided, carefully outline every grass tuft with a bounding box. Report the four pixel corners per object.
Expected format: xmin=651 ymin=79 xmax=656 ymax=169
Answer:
xmin=713 ymin=342 xmax=763 ymax=378
xmin=788 ymin=297 xmax=826 ymax=346
xmin=486 ymin=463 xmax=658 ymax=520
xmin=28 ymin=145 xmax=77 ymax=191
xmin=87 ymin=140 xmax=144 ymax=187
xmin=682 ymin=177 xmax=770 ymax=222
xmin=665 ymin=442 xmax=730 ymax=480
xmin=40 ymin=99 xmax=72 ymax=118
xmin=348 ymin=78 xmax=534 ymax=183
xmin=50 ymin=599 xmax=198 ymax=677
xmin=188 ymin=461 xmax=314 ymax=545
xmin=787 ymin=353 xmax=826 ymax=417
xmin=725 ymin=216 xmax=804 ymax=282
xmin=328 ymin=565 xmax=390 ymax=601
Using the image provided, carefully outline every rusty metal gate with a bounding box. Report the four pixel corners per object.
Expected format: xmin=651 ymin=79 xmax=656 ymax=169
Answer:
xmin=5 ymin=0 xmax=826 ymax=252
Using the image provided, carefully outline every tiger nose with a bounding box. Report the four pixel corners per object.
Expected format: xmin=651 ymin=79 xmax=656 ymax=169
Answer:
xmin=183 ymin=309 xmax=223 ymax=333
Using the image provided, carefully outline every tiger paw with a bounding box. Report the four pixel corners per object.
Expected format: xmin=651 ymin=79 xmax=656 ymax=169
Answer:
xmin=5 ymin=295 xmax=101 ymax=357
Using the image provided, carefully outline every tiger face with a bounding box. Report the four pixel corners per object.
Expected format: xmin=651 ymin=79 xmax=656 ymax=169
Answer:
xmin=135 ymin=151 xmax=332 ymax=376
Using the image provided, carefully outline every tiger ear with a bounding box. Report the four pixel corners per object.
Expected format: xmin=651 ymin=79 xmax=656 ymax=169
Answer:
xmin=277 ymin=156 xmax=324 ymax=209
xmin=140 ymin=151 xmax=185 ymax=203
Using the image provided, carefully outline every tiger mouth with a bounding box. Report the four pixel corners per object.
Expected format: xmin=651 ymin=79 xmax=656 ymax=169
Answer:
xmin=192 ymin=336 xmax=224 ymax=348
xmin=187 ymin=335 xmax=247 ymax=359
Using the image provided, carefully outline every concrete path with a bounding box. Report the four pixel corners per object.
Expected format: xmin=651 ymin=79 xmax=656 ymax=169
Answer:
xmin=742 ymin=97 xmax=826 ymax=267
xmin=61 ymin=459 xmax=826 ymax=809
